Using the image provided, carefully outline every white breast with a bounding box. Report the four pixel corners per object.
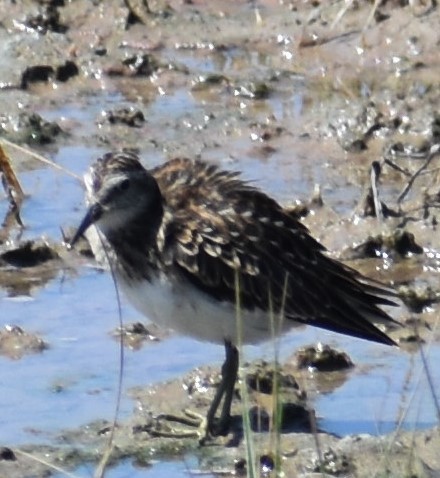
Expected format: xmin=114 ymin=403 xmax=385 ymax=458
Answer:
xmin=84 ymin=224 xmax=297 ymax=345
xmin=118 ymin=271 xmax=295 ymax=346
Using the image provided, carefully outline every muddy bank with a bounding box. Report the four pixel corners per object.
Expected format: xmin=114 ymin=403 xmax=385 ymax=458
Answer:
xmin=0 ymin=0 xmax=440 ymax=477
xmin=2 ymin=358 xmax=440 ymax=478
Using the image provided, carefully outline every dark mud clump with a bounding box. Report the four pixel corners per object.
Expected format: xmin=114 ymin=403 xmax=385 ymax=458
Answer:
xmin=349 ymin=230 xmax=424 ymax=260
xmin=0 ymin=112 xmax=63 ymax=145
xmin=112 ymin=321 xmax=168 ymax=350
xmin=0 ymin=240 xmax=63 ymax=296
xmin=0 ymin=241 xmax=59 ymax=268
xmin=99 ymin=107 xmax=145 ymax=128
xmin=295 ymin=343 xmax=354 ymax=372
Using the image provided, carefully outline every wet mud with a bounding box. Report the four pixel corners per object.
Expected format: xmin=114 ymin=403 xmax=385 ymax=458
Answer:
xmin=1 ymin=0 xmax=440 ymax=477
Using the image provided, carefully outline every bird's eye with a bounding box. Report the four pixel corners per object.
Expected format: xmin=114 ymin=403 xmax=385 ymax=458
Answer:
xmin=118 ymin=179 xmax=130 ymax=191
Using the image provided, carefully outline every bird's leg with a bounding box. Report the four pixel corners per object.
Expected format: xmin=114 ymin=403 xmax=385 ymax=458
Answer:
xmin=146 ymin=340 xmax=239 ymax=441
xmin=205 ymin=340 xmax=239 ymax=437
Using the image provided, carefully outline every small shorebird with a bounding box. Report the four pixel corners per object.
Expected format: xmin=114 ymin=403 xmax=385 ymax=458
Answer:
xmin=70 ymin=151 xmax=397 ymax=438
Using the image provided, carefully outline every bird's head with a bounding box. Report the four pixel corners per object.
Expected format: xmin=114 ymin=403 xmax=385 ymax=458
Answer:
xmin=70 ymin=152 xmax=162 ymax=246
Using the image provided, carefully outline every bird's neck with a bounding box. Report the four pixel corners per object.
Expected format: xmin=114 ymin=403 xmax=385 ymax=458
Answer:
xmin=106 ymin=200 xmax=165 ymax=280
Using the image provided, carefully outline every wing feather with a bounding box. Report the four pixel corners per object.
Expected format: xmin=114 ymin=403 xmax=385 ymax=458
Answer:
xmin=152 ymin=158 xmax=398 ymax=345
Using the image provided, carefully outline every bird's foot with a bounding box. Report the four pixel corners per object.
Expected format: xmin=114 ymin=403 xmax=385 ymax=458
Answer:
xmin=147 ymin=409 xmax=207 ymax=439
xmin=146 ymin=409 xmax=231 ymax=444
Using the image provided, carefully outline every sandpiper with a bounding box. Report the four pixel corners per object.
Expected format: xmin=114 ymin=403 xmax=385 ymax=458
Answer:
xmin=70 ymin=151 xmax=398 ymax=438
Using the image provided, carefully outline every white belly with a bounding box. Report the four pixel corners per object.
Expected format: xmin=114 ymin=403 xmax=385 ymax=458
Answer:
xmin=118 ymin=272 xmax=295 ymax=345
xmin=85 ymin=225 xmax=297 ymax=344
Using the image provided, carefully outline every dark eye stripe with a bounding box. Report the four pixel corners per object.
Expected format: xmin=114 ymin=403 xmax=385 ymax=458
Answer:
xmin=119 ymin=179 xmax=130 ymax=191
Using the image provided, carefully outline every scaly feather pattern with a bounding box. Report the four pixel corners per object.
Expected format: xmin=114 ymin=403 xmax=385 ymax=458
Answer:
xmin=78 ymin=152 xmax=398 ymax=346
xmin=70 ymin=151 xmax=400 ymax=438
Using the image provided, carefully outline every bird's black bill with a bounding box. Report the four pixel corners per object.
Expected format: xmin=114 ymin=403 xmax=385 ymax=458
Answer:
xmin=68 ymin=203 xmax=102 ymax=248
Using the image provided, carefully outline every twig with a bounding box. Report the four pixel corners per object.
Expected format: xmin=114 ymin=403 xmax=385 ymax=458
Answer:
xmin=363 ymin=0 xmax=381 ymax=31
xmin=330 ymin=0 xmax=354 ymax=30
xmin=383 ymin=158 xmax=412 ymax=177
xmin=1 ymin=138 xmax=82 ymax=181
xmin=93 ymin=231 xmax=125 ymax=478
xmin=397 ymin=144 xmax=440 ymax=205
xmin=419 ymin=342 xmax=440 ymax=423
xmin=12 ymin=449 xmax=79 ymax=478
xmin=0 ymin=144 xmax=25 ymax=228
xmin=370 ymin=161 xmax=383 ymax=221
xmin=331 ymin=0 xmax=380 ymax=31
xmin=0 ymin=144 xmax=25 ymax=200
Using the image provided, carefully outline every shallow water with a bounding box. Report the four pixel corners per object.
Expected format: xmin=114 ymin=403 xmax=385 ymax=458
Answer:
xmin=63 ymin=456 xmax=205 ymax=478
xmin=2 ymin=97 xmax=439 ymax=476
xmin=1 ymin=243 xmax=438 ymax=442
